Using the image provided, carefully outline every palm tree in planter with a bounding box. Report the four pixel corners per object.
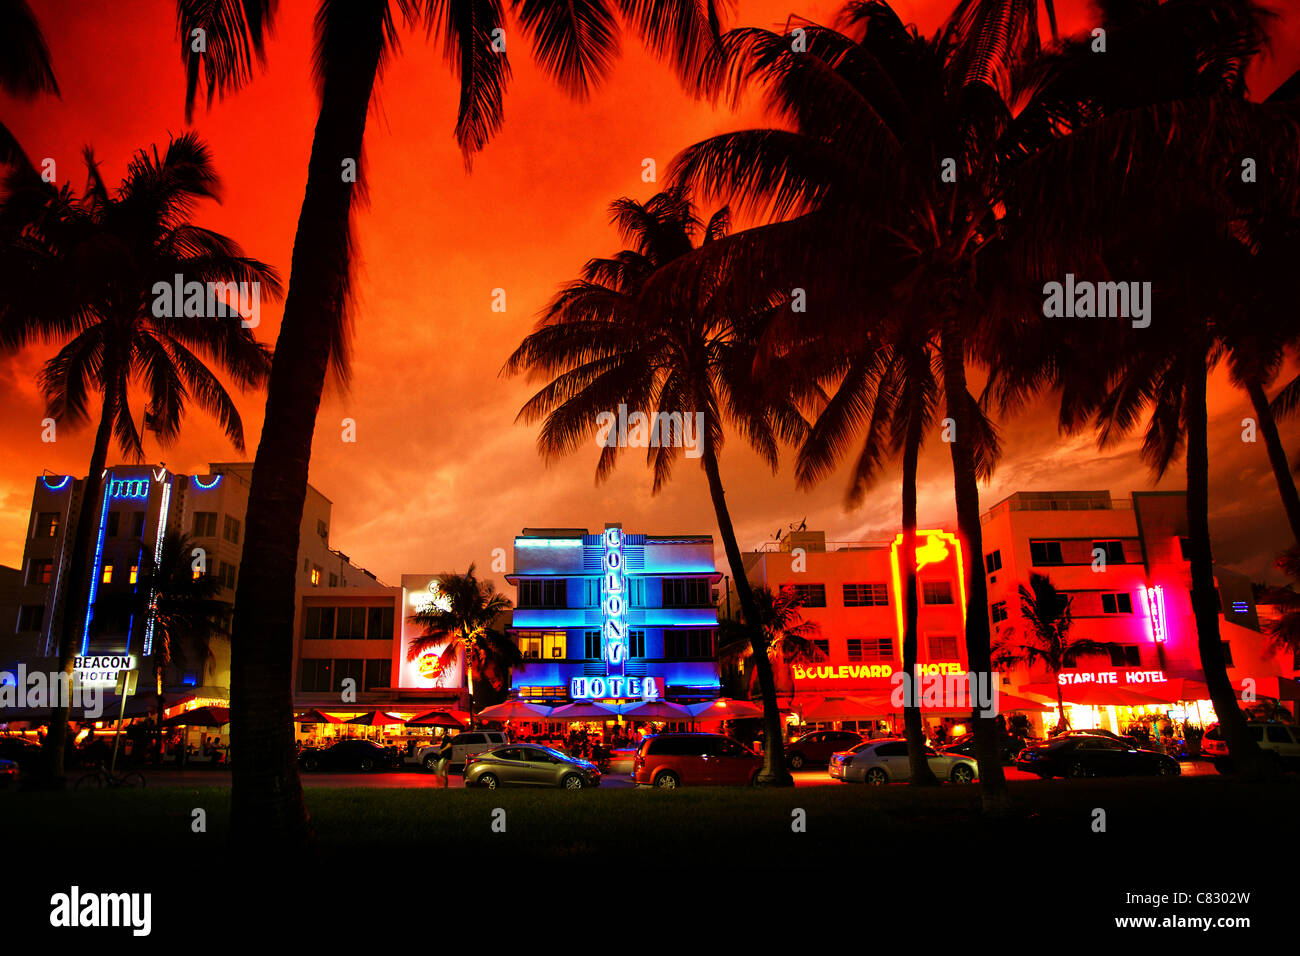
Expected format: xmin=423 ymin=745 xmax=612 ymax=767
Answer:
xmin=995 ymin=573 xmax=1119 ymax=733
xmin=0 ymin=133 xmax=276 ymax=780
xmin=406 ymin=565 xmax=521 ymax=731
xmin=93 ymin=530 xmax=231 ymax=763
xmin=504 ymin=189 xmax=807 ymax=785
xmin=177 ymin=0 xmax=725 ymax=845
xmin=716 ymin=585 xmax=823 ymax=702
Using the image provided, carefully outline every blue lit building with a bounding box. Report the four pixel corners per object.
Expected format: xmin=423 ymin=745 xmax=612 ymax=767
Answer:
xmin=505 ymin=524 xmax=723 ymax=704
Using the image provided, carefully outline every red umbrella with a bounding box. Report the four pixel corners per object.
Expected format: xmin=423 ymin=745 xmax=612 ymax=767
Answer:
xmin=408 ymin=710 xmax=466 ymax=729
xmin=345 ymin=711 xmax=409 ymax=726
xmin=295 ymin=709 xmax=342 ymax=724
xmin=687 ymin=699 xmax=763 ymax=720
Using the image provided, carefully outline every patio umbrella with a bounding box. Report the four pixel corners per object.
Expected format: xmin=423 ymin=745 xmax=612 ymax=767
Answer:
xmin=687 ymin=699 xmax=763 ymax=720
xmin=798 ymin=696 xmax=883 ymax=720
xmin=294 ymin=709 xmax=342 ymax=724
xmin=991 ymin=692 xmax=1054 ymax=712
xmin=617 ymin=700 xmax=691 ymax=720
xmin=1030 ymin=683 xmax=1169 ymax=707
xmin=549 ymin=701 xmax=618 ymax=719
xmin=477 ymin=700 xmax=554 ymax=720
xmin=1233 ymin=676 xmax=1300 ymax=701
xmin=161 ymin=706 xmax=230 ymax=727
xmin=407 ymin=710 xmax=466 ymax=729
xmin=345 ymin=711 xmax=409 ymax=726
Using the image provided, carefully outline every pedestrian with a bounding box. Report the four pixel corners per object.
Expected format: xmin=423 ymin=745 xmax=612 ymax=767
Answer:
xmin=435 ymin=733 xmax=453 ymax=788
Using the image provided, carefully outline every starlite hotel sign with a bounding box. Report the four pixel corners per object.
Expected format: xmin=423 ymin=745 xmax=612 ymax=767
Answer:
xmin=569 ymin=527 xmax=661 ymax=701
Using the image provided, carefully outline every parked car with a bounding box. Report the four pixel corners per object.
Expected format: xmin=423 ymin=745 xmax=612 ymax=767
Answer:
xmin=1015 ymin=734 xmax=1180 ymax=778
xmin=633 ymin=733 xmax=763 ymax=788
xmin=0 ymin=758 xmax=17 ymax=787
xmin=830 ymin=738 xmax=977 ymax=785
xmin=1052 ymin=727 xmax=1155 ymax=749
xmin=298 ymin=739 xmax=399 ymax=772
xmin=0 ymin=736 xmax=41 ymax=772
xmin=940 ymin=732 xmax=1033 ymax=763
xmin=431 ymin=731 xmax=509 ymax=770
xmin=786 ymin=730 xmax=863 ymax=770
xmin=1202 ymin=722 xmax=1300 ymax=773
xmin=464 ymin=745 xmax=600 ymax=790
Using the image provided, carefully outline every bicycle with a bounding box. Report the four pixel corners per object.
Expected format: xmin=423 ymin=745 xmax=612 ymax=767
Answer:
xmin=74 ymin=763 xmax=146 ymax=790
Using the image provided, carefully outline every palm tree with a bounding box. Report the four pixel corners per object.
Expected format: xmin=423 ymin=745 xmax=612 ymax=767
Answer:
xmin=0 ymin=0 xmax=58 ymax=169
xmin=665 ymin=1 xmax=1067 ymax=806
xmin=0 ymin=133 xmax=275 ymax=779
xmin=178 ymin=0 xmax=725 ymax=846
xmin=406 ymin=565 xmax=521 ymax=731
xmin=504 ymin=189 xmax=806 ymax=785
xmin=716 ymin=584 xmax=822 ymax=700
xmin=93 ymin=530 xmax=231 ymax=763
xmin=995 ymin=573 xmax=1119 ymax=733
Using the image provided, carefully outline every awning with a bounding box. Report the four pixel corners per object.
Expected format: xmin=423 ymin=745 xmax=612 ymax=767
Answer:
xmin=1021 ymin=683 xmax=1169 ymax=707
xmin=345 ymin=711 xmax=408 ymax=726
xmin=617 ymin=700 xmax=692 ymax=720
xmin=687 ymin=698 xmax=763 ymax=720
xmin=549 ymin=701 xmax=619 ymax=720
xmin=161 ymin=706 xmax=229 ymax=727
xmin=798 ymin=696 xmax=885 ymax=720
xmin=407 ymin=710 xmax=467 ymax=729
xmin=477 ymin=700 xmax=553 ymax=720
xmin=295 ymin=709 xmax=342 ymax=724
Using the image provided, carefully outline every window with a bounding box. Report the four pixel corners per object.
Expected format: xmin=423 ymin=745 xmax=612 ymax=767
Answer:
xmin=628 ymin=630 xmax=645 ymax=658
xmin=663 ymin=628 xmax=715 ymax=658
xmin=627 ymin=578 xmax=645 ymax=607
xmin=334 ymin=659 xmax=364 ymax=692
xmin=927 ymin=635 xmax=959 ymax=660
xmin=990 ymin=601 xmax=1008 ymax=624
xmin=1100 ymin=592 xmax=1133 ymax=615
xmin=518 ymin=579 xmax=566 ymax=608
xmin=1221 ymin=641 xmax=1234 ymax=668
xmin=787 ymin=583 xmax=827 ymax=608
xmin=101 ymin=564 xmax=114 ymax=584
xmin=219 ymin=562 xmax=237 ymax=590
xmin=132 ymin=512 xmax=145 ymax=538
xmin=298 ymin=659 xmax=332 ymax=693
xmin=1029 ymin=540 xmax=1064 ymax=566
xmin=1093 ymin=540 xmax=1126 ymax=564
xmin=310 ymin=566 xmax=322 ymax=587
xmin=329 ymin=573 xmax=338 ymax=587
xmin=875 ymin=742 xmax=908 ymax=757
xmin=35 ymin=512 xmax=60 ymax=538
xmin=546 ymin=632 xmax=567 ymax=659
xmin=336 ymin=607 xmax=367 ymax=639
xmin=304 ymin=558 xmax=310 ymax=573
xmin=847 ymin=638 xmax=892 ymax=663
xmin=1266 ymin=726 xmax=1295 ymax=744
xmin=364 ymin=659 xmax=391 ymax=691
xmin=223 ymin=515 xmax=241 ymax=544
xmin=1109 ymin=645 xmax=1141 ymax=667
xmin=27 ymin=559 xmax=52 ymax=586
xmin=922 ymin=581 xmax=954 ymax=605
xmin=304 ymin=606 xmax=335 ymax=640
xmin=584 ymin=579 xmax=600 ymax=607
xmin=812 ymin=639 xmax=831 ymax=660
xmin=106 ymin=511 xmax=120 ymax=537
xmin=129 ymin=565 xmax=140 ymax=585
xmin=193 ymin=512 xmax=217 ymax=537
xmin=985 ymin=550 xmax=1002 ymax=574
xmin=662 ymin=578 xmax=710 ymax=607
xmin=367 ymin=606 xmax=394 ymax=640
xmin=18 ymin=605 xmax=44 ymax=631
xmin=583 ymin=630 xmax=602 ymax=659
xmin=518 ymin=635 xmax=543 ymax=660
xmin=843 ymin=583 xmax=889 ymax=607
xmin=317 ymin=519 xmax=328 ymax=539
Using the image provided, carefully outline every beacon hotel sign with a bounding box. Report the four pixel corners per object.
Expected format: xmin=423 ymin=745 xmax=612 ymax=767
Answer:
xmin=569 ymin=526 xmax=662 ymax=701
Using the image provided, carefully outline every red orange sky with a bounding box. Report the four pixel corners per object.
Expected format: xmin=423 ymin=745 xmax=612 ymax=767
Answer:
xmin=4 ymin=0 xmax=1300 ymax=589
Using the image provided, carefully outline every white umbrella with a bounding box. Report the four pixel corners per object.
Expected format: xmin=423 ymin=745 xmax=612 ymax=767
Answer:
xmin=687 ymin=698 xmax=763 ymax=720
xmin=477 ymin=700 xmax=553 ymax=720
xmin=618 ymin=700 xmax=692 ymax=720
xmin=549 ymin=701 xmax=618 ymax=720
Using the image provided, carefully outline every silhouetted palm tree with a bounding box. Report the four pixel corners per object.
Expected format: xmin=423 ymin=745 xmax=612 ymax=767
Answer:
xmin=504 ymin=188 xmax=806 ymax=784
xmin=0 ymin=133 xmax=276 ymax=780
xmin=716 ymin=585 xmax=822 ymax=699
xmin=178 ymin=0 xmax=725 ymax=846
xmin=406 ymin=565 xmax=521 ymax=731
xmin=994 ymin=573 xmax=1118 ymax=732
xmin=0 ymin=0 xmax=58 ymax=169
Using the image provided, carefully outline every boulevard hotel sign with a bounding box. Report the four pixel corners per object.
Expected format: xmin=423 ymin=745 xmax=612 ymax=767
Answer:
xmin=569 ymin=526 xmax=662 ymax=701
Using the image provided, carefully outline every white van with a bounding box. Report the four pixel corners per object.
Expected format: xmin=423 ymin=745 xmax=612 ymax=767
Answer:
xmin=409 ymin=731 xmax=508 ymax=771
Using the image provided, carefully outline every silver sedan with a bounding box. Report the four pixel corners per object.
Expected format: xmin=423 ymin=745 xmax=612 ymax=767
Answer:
xmin=829 ymin=738 xmax=977 ymax=785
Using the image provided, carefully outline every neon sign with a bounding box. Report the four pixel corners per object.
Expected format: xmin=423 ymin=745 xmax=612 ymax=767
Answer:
xmin=41 ymin=475 xmax=71 ymax=491
xmin=602 ymin=527 xmax=627 ymax=674
xmin=570 ymin=676 xmax=661 ymax=700
xmin=74 ymin=654 xmax=137 ymax=686
xmin=192 ymin=474 xmax=222 ymax=490
xmin=1058 ymin=670 xmax=1167 ymax=685
xmin=1143 ymin=585 xmax=1167 ymax=643
xmin=889 ymin=530 xmax=968 ymax=644
xmin=109 ymin=479 xmax=150 ymax=499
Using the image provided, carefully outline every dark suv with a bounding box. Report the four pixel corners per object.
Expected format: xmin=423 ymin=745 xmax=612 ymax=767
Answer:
xmin=633 ymin=733 xmax=762 ymax=788
xmin=786 ymin=730 xmax=862 ymax=769
xmin=1202 ymin=722 xmax=1300 ymax=772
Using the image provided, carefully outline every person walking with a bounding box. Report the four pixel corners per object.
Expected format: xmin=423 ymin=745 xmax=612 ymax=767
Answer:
xmin=435 ymin=733 xmax=453 ymax=788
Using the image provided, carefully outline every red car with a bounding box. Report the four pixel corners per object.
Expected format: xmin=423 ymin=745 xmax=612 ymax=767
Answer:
xmin=633 ymin=733 xmax=763 ymax=788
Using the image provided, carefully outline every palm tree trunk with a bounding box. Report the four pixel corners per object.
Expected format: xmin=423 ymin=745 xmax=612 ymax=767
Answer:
xmin=902 ymin=393 xmax=939 ymax=785
xmin=939 ymin=318 xmax=1009 ymax=809
xmin=466 ymin=667 xmax=477 ymax=731
xmin=700 ymin=443 xmax=793 ymax=785
xmin=228 ymin=0 xmax=387 ymax=849
xmin=1246 ymin=380 xmax=1300 ymax=546
xmin=43 ymin=381 xmax=118 ymax=782
xmin=1054 ymin=680 xmax=1067 ymax=733
xmin=1186 ymin=340 xmax=1265 ymax=776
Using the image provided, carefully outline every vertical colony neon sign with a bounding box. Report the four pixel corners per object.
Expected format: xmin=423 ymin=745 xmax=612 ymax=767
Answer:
xmin=602 ymin=527 xmax=627 ymax=674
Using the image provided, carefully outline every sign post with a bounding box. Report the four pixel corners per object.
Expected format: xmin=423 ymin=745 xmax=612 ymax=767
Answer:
xmin=110 ymin=669 xmax=138 ymax=774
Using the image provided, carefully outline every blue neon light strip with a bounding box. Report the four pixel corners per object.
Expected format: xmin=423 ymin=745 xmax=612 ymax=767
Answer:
xmin=142 ymin=478 xmax=171 ymax=656
xmin=192 ymin=474 xmax=221 ymax=490
xmin=515 ymin=539 xmax=582 ymax=547
xmin=41 ymin=475 xmax=71 ymax=491
xmin=81 ymin=480 xmax=114 ymax=655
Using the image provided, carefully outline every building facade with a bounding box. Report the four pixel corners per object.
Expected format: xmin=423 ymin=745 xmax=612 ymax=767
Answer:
xmin=504 ymin=525 xmax=723 ymax=704
xmin=4 ymin=462 xmax=378 ymax=700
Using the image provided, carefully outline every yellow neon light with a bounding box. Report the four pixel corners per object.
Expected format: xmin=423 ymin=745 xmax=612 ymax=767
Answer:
xmin=889 ymin=531 xmax=968 ymax=646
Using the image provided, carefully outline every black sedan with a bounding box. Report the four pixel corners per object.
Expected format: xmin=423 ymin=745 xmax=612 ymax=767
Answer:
xmin=0 ymin=736 xmax=42 ymax=772
xmin=786 ymin=731 xmax=863 ymax=770
xmin=298 ymin=739 xmax=399 ymax=772
xmin=1015 ymin=734 xmax=1180 ymax=779
xmin=939 ymin=733 xmax=1031 ymax=764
